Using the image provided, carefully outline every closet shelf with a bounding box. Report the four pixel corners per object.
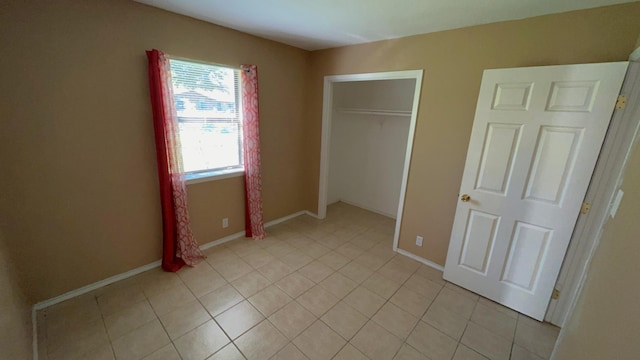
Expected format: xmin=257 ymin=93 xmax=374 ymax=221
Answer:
xmin=337 ymin=108 xmax=412 ymax=117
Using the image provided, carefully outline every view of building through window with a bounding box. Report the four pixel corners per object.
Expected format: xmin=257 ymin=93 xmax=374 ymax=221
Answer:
xmin=169 ymin=59 xmax=243 ymax=174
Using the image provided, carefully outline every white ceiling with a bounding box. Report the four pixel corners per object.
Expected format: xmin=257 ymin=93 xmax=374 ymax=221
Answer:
xmin=134 ymin=0 xmax=634 ymax=51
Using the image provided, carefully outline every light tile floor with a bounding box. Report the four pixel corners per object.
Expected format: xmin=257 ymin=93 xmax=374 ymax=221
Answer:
xmin=37 ymin=202 xmax=560 ymax=360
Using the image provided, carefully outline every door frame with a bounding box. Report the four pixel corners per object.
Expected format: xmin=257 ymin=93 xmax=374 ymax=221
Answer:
xmin=546 ymin=61 xmax=640 ymax=331
xmin=317 ymin=70 xmax=423 ymax=251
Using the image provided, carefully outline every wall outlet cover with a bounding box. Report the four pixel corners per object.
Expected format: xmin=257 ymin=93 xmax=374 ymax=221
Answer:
xmin=416 ymin=235 xmax=423 ymax=246
xmin=222 ymin=218 xmax=229 ymax=228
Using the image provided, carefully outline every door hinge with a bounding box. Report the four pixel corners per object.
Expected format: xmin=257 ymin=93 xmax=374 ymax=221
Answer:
xmin=580 ymin=202 xmax=591 ymax=215
xmin=551 ymin=288 xmax=560 ymax=300
xmin=615 ymin=95 xmax=627 ymax=110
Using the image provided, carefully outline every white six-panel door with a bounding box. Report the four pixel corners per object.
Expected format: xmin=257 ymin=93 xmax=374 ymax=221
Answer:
xmin=443 ymin=62 xmax=628 ymax=320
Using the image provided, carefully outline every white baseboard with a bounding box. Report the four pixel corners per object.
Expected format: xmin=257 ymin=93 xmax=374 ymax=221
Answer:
xmin=31 ymin=209 xmax=309 ymax=312
xmin=33 ymin=259 xmax=162 ymax=311
xmin=32 ymin=307 xmax=38 ymax=360
xmin=200 ymin=211 xmax=309 ymax=252
xmin=199 ymin=230 xmax=245 ymax=251
xmin=30 ymin=209 xmax=312 ymax=358
xmin=395 ymin=248 xmax=445 ymax=272
xmin=267 ymin=211 xmax=308 ymax=225
xmin=303 ymin=210 xmax=322 ymax=219
xmin=338 ymin=199 xmax=397 ymax=219
xmin=28 ymin=208 xmax=335 ymax=358
xmin=630 ymin=46 xmax=640 ymax=62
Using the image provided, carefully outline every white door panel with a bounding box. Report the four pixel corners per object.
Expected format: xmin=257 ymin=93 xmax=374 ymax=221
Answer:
xmin=444 ymin=62 xmax=628 ymax=320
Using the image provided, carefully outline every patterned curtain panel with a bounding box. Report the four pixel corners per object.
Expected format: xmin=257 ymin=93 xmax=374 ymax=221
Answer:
xmin=146 ymin=49 xmax=205 ymax=270
xmin=241 ymin=65 xmax=266 ymax=240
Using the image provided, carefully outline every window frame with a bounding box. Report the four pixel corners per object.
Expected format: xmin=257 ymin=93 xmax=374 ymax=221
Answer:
xmin=168 ymin=57 xmax=245 ymax=184
xmin=185 ymin=167 xmax=244 ymax=184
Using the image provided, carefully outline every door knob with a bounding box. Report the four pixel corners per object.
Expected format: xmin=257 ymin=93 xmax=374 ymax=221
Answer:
xmin=461 ymin=194 xmax=471 ymax=202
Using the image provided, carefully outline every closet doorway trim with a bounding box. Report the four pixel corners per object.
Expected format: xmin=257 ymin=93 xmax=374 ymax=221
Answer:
xmin=317 ymin=69 xmax=424 ymax=252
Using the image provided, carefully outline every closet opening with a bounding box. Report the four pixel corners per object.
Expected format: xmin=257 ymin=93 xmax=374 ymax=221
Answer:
xmin=318 ymin=70 xmax=423 ymax=250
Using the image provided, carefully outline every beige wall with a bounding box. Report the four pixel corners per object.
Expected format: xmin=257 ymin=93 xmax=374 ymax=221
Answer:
xmin=186 ymin=178 xmax=246 ymax=244
xmin=554 ymin=133 xmax=640 ymax=359
xmin=305 ymin=2 xmax=640 ymax=265
xmin=0 ymin=231 xmax=32 ymax=359
xmin=0 ymin=0 xmax=309 ymax=302
xmin=1 ymin=0 xmax=639 ymax=308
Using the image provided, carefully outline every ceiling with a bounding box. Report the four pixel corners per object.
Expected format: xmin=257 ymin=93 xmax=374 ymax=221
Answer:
xmin=134 ymin=0 xmax=634 ymax=51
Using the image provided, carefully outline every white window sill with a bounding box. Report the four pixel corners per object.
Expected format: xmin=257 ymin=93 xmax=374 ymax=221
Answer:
xmin=185 ymin=168 xmax=244 ymax=185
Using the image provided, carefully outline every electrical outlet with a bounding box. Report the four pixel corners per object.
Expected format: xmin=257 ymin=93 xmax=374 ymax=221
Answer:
xmin=222 ymin=218 xmax=229 ymax=228
xmin=416 ymin=235 xmax=423 ymax=247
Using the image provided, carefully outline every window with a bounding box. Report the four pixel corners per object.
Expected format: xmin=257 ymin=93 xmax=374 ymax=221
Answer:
xmin=168 ymin=59 xmax=243 ymax=181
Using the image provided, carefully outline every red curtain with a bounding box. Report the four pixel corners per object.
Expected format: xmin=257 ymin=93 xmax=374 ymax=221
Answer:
xmin=146 ymin=49 xmax=205 ymax=271
xmin=241 ymin=65 xmax=266 ymax=240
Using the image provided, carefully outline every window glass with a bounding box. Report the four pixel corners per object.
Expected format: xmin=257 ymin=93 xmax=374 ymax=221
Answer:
xmin=169 ymin=59 xmax=242 ymax=174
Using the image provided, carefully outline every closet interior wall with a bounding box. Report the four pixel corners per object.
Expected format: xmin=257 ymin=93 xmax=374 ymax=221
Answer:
xmin=328 ymin=79 xmax=416 ymax=218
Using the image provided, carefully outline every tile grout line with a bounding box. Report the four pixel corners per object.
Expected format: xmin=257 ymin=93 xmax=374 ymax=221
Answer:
xmin=452 ymin=296 xmax=480 ymax=360
xmin=511 ymin=313 xmax=522 ymax=360
xmin=263 ymin=219 xmax=397 ymax=359
xmin=147 ymin=282 xmax=183 ymax=360
xmin=309 ymin=221 xmax=398 ymax=359
xmin=386 ymin=265 xmax=447 ymax=360
xmin=44 ymin=207 xmax=491 ymax=360
xmin=201 ymin=241 xmax=312 ymax=359
xmin=185 ymin=264 xmax=243 ymax=360
xmin=96 ymin=294 xmax=118 ymax=360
